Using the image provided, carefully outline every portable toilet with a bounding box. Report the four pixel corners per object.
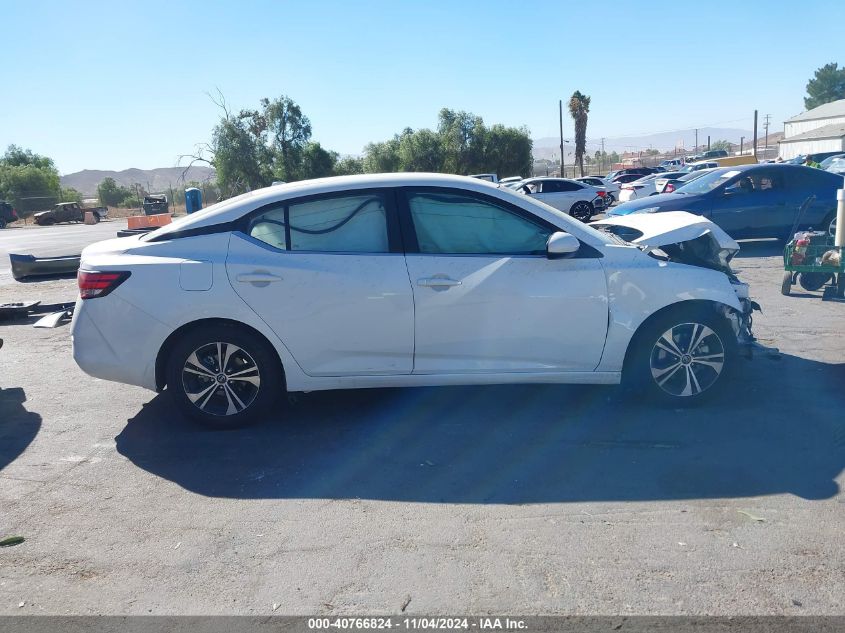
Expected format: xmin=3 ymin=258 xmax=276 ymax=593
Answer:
xmin=185 ymin=187 xmax=203 ymax=214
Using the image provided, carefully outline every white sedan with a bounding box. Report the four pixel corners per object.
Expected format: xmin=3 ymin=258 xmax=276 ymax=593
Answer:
xmin=512 ymin=177 xmax=606 ymax=221
xmin=576 ymin=176 xmax=620 ymax=205
xmin=617 ymin=172 xmax=686 ymax=202
xmin=72 ymin=173 xmax=755 ymax=428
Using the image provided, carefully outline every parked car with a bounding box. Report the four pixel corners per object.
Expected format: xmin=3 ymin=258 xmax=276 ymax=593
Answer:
xmin=605 ymin=167 xmax=657 ymax=181
xmin=818 ymin=154 xmax=845 ymax=170
xmin=655 ymin=168 xmax=717 ymax=194
xmin=619 ymin=171 xmax=687 ymax=202
xmin=33 ymin=201 xmax=107 ymax=225
xmin=0 ymin=200 xmax=18 ymax=229
xmin=72 ymin=173 xmax=756 ymax=427
xmin=680 ymin=161 xmax=719 ymax=173
xmin=607 ymin=164 xmax=843 ymax=239
xmin=700 ymin=149 xmax=729 ymax=159
xmin=143 ymin=194 xmax=170 ymax=216
xmin=470 ymin=173 xmax=498 ymax=183
xmin=821 ymin=156 xmax=845 ymax=175
xmin=513 ymin=177 xmax=605 ymax=221
xmin=576 ymin=176 xmax=620 ymax=205
xmin=611 ymin=173 xmax=647 ymax=186
xmin=659 ymin=159 xmax=685 ymax=171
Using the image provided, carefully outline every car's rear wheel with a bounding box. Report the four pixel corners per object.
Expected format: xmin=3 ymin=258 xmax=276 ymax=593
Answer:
xmin=824 ymin=212 xmax=837 ymax=238
xmin=0 ymin=218 xmax=6 ymax=229
xmin=605 ymin=193 xmax=615 ymax=206
xmin=166 ymin=325 xmax=283 ymax=429
xmin=570 ymin=201 xmax=594 ymax=222
xmin=625 ymin=307 xmax=736 ymax=404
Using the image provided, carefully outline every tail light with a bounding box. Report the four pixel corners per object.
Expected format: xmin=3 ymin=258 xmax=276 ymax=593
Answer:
xmin=78 ymin=270 xmax=131 ymax=299
xmin=11 ymin=208 xmax=18 ymax=219
xmin=596 ymin=190 xmax=606 ymax=197
xmin=664 ymin=183 xmax=675 ymax=193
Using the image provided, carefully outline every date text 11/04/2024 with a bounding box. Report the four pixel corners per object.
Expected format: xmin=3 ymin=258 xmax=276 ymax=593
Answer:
xmin=307 ymin=617 xmax=527 ymax=630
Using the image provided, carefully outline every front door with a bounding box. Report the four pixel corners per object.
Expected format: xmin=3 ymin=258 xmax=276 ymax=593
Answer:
xmin=400 ymin=188 xmax=609 ymax=373
xmin=227 ymin=189 xmax=414 ymax=376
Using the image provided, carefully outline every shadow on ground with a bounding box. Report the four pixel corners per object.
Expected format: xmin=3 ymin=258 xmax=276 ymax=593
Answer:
xmin=734 ymin=239 xmax=783 ymax=259
xmin=0 ymin=387 xmax=42 ymax=471
xmin=115 ymin=352 xmax=845 ymax=504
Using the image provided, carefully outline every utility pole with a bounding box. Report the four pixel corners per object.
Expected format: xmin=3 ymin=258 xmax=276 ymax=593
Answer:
xmin=740 ymin=136 xmax=744 ymax=155
xmin=695 ymin=128 xmax=698 ymax=153
xmin=559 ymin=100 xmax=564 ymax=178
xmin=763 ymin=113 xmax=771 ymax=154
xmin=601 ymin=137 xmax=605 ymax=173
xmin=753 ymin=110 xmax=758 ymax=157
xmin=707 ymin=135 xmax=711 ymax=151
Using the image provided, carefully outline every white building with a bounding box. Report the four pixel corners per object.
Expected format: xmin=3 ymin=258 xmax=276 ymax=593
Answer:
xmin=779 ymin=99 xmax=845 ymax=160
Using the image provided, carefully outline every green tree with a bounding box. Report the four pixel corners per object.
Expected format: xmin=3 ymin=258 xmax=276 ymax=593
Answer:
xmin=804 ymin=62 xmax=845 ymax=110
xmin=299 ymin=142 xmax=338 ymax=179
xmin=568 ymin=91 xmax=591 ymax=177
xmin=0 ymin=145 xmax=61 ymax=218
xmin=482 ymin=124 xmax=532 ymax=177
xmin=97 ymin=177 xmax=133 ymax=206
xmin=709 ymin=139 xmax=732 ymax=152
xmin=334 ymin=156 xmax=364 ymax=175
xmin=212 ymin=115 xmax=270 ymax=197
xmin=398 ymin=128 xmax=444 ymax=172
xmin=60 ymin=187 xmax=82 ymax=203
xmin=437 ymin=108 xmax=486 ymax=174
xmin=363 ymin=138 xmax=401 ymax=173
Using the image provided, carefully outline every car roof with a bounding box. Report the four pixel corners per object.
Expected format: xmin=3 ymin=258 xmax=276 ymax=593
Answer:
xmin=143 ymin=172 xmax=606 ymax=246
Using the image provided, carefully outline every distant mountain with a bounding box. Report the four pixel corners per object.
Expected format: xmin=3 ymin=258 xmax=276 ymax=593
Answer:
xmin=61 ymin=166 xmax=216 ymax=197
xmin=532 ymin=127 xmax=754 ymax=160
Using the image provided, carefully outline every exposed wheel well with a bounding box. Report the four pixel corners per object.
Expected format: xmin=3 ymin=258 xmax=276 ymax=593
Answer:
xmin=155 ymin=318 xmax=284 ymax=391
xmin=621 ymin=299 xmax=737 ymax=377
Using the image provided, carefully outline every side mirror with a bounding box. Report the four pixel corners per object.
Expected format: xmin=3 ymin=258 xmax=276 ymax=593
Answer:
xmin=547 ymin=231 xmax=580 ymax=259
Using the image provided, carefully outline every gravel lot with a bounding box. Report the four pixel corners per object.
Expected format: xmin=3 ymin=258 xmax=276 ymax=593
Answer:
xmin=0 ymin=235 xmax=843 ymax=616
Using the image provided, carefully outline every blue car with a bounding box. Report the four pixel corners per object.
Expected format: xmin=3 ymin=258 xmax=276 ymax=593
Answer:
xmin=607 ymin=164 xmax=844 ymax=239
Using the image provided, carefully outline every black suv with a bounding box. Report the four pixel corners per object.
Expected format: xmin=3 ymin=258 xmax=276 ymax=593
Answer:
xmin=0 ymin=201 xmax=17 ymax=229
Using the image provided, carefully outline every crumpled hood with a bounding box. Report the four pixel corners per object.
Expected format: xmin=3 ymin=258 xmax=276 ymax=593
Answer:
xmin=592 ymin=211 xmax=739 ymax=267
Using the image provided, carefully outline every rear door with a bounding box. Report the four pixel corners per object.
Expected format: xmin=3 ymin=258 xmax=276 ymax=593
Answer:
xmin=400 ymin=187 xmax=608 ymax=373
xmin=226 ymin=189 xmax=415 ymax=376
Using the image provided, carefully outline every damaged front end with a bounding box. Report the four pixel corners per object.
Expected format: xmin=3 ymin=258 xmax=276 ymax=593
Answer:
xmin=592 ymin=211 xmax=760 ymax=349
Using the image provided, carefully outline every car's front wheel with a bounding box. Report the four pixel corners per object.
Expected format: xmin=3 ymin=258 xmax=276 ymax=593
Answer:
xmin=166 ymin=325 xmax=283 ymax=429
xmin=626 ymin=307 xmax=736 ymax=404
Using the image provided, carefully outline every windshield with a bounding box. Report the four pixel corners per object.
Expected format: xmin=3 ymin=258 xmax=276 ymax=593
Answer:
xmin=825 ymin=158 xmax=845 ymax=174
xmin=820 ymin=154 xmax=845 ymax=169
xmin=673 ymin=169 xmax=739 ymax=195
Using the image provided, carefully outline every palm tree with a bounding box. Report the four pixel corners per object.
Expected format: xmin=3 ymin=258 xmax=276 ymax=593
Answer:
xmin=568 ymin=91 xmax=591 ymax=177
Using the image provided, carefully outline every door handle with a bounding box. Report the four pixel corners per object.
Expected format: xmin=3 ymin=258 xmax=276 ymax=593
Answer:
xmin=237 ymin=272 xmax=283 ymax=284
xmin=417 ymin=277 xmax=462 ymax=288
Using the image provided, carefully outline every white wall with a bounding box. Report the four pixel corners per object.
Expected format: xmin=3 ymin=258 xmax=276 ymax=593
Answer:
xmin=784 ymin=115 xmax=845 ymax=138
xmin=778 ymin=138 xmax=845 ymax=160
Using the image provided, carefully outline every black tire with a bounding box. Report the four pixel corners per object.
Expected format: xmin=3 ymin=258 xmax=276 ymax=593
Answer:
xmin=0 ymin=218 xmax=6 ymax=229
xmin=781 ymin=271 xmax=793 ymax=296
xmin=570 ymin=201 xmax=594 ymax=223
xmin=799 ymin=271 xmax=832 ymax=292
xmin=165 ymin=324 xmax=283 ymax=429
xmin=624 ymin=305 xmax=736 ymax=405
xmin=605 ymin=193 xmax=615 ymax=206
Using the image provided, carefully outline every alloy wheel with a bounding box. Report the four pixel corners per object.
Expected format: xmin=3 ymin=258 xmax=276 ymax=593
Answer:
xmin=570 ymin=202 xmax=593 ymax=222
xmin=181 ymin=342 xmax=261 ymax=416
xmin=649 ymin=322 xmax=725 ymax=397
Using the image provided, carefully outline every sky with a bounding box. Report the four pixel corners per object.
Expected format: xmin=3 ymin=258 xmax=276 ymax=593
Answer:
xmin=2 ymin=0 xmax=844 ymax=174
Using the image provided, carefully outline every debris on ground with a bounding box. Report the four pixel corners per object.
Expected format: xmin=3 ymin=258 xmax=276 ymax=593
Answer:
xmin=401 ymin=595 xmax=412 ymax=611
xmin=737 ymin=510 xmax=766 ymax=522
xmin=0 ymin=536 xmax=25 ymax=547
